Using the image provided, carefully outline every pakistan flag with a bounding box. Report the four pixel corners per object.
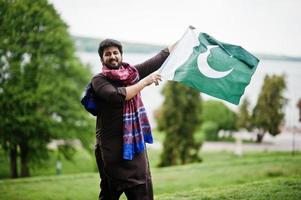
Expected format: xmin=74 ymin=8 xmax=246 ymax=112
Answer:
xmin=159 ymin=26 xmax=260 ymax=105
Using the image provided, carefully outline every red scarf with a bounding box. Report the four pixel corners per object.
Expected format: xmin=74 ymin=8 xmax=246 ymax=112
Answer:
xmin=102 ymin=64 xmax=139 ymax=86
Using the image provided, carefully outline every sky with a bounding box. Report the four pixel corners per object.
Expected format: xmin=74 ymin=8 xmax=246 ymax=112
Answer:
xmin=49 ymin=0 xmax=301 ymax=56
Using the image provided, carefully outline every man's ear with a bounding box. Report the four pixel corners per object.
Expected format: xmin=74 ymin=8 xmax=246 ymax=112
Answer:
xmin=100 ymin=59 xmax=105 ymax=67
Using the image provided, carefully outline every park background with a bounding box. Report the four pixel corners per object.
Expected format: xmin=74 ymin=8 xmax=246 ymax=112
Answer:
xmin=1 ymin=0 xmax=301 ymax=199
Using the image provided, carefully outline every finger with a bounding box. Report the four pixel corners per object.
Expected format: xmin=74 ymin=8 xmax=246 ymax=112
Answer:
xmin=152 ymin=78 xmax=157 ymax=84
xmin=154 ymin=78 xmax=160 ymax=83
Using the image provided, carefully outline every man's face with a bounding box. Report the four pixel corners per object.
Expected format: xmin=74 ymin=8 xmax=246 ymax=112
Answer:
xmin=101 ymin=46 xmax=122 ymax=69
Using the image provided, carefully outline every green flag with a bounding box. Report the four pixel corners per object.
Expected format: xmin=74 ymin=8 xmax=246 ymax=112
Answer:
xmin=159 ymin=26 xmax=260 ymax=105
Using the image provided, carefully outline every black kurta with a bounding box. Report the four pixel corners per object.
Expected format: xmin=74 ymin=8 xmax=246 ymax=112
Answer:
xmin=92 ymin=49 xmax=169 ymax=191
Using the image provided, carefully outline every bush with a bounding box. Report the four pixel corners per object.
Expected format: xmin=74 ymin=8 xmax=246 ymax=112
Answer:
xmin=201 ymin=121 xmax=219 ymax=141
xmin=202 ymin=100 xmax=237 ymax=131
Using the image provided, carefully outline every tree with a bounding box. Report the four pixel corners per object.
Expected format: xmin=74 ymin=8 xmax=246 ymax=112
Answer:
xmin=297 ymin=99 xmax=301 ymax=122
xmin=0 ymin=0 xmax=94 ymax=178
xmin=202 ymin=100 xmax=237 ymax=131
xmin=200 ymin=121 xmax=219 ymax=141
xmin=157 ymin=82 xmax=202 ymax=166
xmin=236 ymin=98 xmax=252 ymax=131
xmin=252 ymin=74 xmax=286 ymax=143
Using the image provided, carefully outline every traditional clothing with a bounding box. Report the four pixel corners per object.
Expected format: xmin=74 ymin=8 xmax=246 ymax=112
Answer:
xmin=92 ymin=49 xmax=169 ymax=199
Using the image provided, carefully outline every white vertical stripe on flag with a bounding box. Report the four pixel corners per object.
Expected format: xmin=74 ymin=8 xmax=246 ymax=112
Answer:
xmin=158 ymin=27 xmax=199 ymax=80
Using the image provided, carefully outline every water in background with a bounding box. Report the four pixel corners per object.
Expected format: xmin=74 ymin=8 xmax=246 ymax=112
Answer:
xmin=78 ymin=51 xmax=301 ymax=128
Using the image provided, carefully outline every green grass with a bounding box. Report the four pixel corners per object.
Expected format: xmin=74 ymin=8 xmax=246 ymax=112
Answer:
xmin=152 ymin=151 xmax=301 ymax=195
xmin=157 ymin=177 xmax=301 ymax=200
xmin=0 ymin=148 xmax=97 ymax=179
xmin=0 ymin=147 xmax=162 ymax=179
xmin=0 ymin=151 xmax=300 ymax=200
xmin=0 ymin=130 xmax=163 ymax=179
xmin=0 ymin=173 xmax=99 ymax=200
xmin=34 ymin=149 xmax=97 ymax=176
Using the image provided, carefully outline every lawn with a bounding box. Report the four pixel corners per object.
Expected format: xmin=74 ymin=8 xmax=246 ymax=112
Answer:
xmin=157 ymin=177 xmax=301 ymax=200
xmin=0 ymin=151 xmax=300 ymax=200
xmin=0 ymin=148 xmax=97 ymax=179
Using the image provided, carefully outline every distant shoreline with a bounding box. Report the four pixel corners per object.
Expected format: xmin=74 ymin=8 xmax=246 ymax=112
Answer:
xmin=256 ymin=54 xmax=301 ymax=62
xmin=73 ymin=35 xmax=301 ymax=62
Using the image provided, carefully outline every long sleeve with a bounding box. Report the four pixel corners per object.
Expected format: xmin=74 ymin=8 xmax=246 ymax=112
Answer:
xmin=91 ymin=74 xmax=126 ymax=103
xmin=134 ymin=48 xmax=170 ymax=79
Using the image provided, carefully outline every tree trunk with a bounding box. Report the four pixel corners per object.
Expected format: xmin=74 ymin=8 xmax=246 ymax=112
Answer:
xmin=159 ymin=144 xmax=178 ymax=167
xmin=180 ymin=151 xmax=187 ymax=165
xmin=256 ymin=132 xmax=265 ymax=143
xmin=19 ymin=142 xmax=30 ymax=177
xmin=9 ymin=144 xmax=18 ymax=178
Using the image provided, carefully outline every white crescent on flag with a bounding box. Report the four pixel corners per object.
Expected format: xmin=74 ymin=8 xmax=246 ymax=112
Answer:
xmin=197 ymin=45 xmax=233 ymax=79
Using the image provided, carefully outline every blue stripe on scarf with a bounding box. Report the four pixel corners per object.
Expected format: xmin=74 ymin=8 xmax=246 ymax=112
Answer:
xmin=122 ymin=103 xmax=153 ymax=160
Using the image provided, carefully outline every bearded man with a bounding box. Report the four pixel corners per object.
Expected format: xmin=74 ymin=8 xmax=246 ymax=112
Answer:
xmin=92 ymin=39 xmax=173 ymax=200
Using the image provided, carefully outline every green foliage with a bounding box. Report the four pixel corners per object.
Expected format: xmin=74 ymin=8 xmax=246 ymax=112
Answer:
xmin=193 ymin=127 xmax=205 ymax=147
xmin=157 ymin=82 xmax=202 ymax=166
xmin=202 ymin=100 xmax=237 ymax=131
xmin=252 ymin=74 xmax=287 ymax=141
xmin=201 ymin=121 xmax=219 ymax=141
xmin=0 ymin=0 xmax=94 ymax=177
xmin=236 ymin=98 xmax=252 ymax=131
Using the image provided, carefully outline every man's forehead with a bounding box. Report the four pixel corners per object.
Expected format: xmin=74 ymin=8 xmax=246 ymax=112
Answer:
xmin=104 ymin=46 xmax=120 ymax=52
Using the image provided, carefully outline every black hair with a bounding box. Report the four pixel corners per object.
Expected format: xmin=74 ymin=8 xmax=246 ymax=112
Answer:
xmin=98 ymin=39 xmax=123 ymax=59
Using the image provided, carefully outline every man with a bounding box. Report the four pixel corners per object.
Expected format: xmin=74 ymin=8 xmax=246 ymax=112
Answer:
xmin=92 ymin=39 xmax=173 ymax=200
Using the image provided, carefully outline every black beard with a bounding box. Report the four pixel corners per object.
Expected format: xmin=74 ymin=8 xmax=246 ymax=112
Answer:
xmin=105 ymin=62 xmax=121 ymax=69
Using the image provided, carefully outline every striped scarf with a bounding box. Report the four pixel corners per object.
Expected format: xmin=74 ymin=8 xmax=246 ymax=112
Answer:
xmin=102 ymin=63 xmax=153 ymax=160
